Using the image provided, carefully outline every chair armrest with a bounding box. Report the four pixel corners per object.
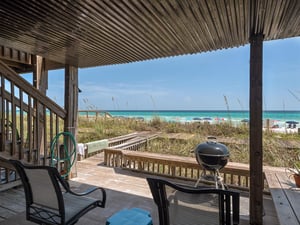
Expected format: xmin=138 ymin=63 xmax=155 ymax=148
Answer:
xmin=68 ymin=186 xmax=104 ymax=196
xmin=68 ymin=186 xmax=106 ymax=207
xmin=55 ymin=169 xmax=106 ymax=206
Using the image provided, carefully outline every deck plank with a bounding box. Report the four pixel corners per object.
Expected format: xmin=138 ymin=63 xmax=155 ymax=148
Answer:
xmin=0 ymin=153 xmax=280 ymax=225
xmin=276 ymin=172 xmax=300 ymax=222
xmin=0 ymin=188 xmax=26 ymax=213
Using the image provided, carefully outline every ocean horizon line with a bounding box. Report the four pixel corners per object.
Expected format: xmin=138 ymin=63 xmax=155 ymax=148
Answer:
xmin=79 ymin=110 xmax=300 ymax=125
xmin=102 ymin=109 xmax=300 ymax=112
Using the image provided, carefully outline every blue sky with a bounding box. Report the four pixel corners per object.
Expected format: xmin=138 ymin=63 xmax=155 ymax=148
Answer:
xmin=44 ymin=36 xmax=300 ymax=111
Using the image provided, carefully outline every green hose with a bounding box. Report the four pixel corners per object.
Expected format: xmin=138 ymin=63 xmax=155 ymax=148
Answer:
xmin=50 ymin=131 xmax=77 ymax=178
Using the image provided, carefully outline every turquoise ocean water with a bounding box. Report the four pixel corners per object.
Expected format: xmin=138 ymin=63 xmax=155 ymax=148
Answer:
xmin=100 ymin=110 xmax=300 ymax=127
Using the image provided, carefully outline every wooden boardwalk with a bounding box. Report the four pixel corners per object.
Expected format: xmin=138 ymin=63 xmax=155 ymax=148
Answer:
xmin=0 ymin=153 xmax=280 ymax=225
xmin=109 ymin=131 xmax=158 ymax=150
xmin=108 ymin=131 xmax=300 ymax=150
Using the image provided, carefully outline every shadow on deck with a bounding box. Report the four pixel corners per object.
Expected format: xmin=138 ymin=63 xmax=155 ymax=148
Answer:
xmin=0 ymin=153 xmax=279 ymax=225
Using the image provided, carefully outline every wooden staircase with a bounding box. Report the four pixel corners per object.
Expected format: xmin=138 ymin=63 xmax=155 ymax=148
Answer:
xmin=0 ymin=58 xmax=67 ymax=189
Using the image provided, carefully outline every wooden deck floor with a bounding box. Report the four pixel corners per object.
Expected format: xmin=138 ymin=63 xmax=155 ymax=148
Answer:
xmin=0 ymin=153 xmax=280 ymax=225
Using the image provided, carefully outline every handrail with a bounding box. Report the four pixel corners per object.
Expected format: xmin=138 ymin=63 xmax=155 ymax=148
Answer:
xmin=103 ymin=148 xmax=253 ymax=191
xmin=0 ymin=61 xmax=66 ymax=118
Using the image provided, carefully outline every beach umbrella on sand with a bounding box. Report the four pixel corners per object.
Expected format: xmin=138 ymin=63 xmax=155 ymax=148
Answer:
xmin=193 ymin=117 xmax=202 ymax=121
xmin=286 ymin=121 xmax=299 ymax=124
xmin=241 ymin=119 xmax=249 ymax=123
xmin=286 ymin=120 xmax=299 ymax=129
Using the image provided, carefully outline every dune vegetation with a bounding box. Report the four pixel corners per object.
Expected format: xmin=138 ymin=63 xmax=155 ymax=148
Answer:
xmin=77 ymin=116 xmax=300 ymax=168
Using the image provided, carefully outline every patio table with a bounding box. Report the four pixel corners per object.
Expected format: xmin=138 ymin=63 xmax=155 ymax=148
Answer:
xmin=264 ymin=171 xmax=300 ymax=225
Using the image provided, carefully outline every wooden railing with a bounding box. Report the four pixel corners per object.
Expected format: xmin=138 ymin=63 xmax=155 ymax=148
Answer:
xmin=104 ymin=148 xmax=252 ymax=191
xmin=78 ymin=110 xmax=112 ymax=119
xmin=0 ymin=60 xmax=66 ymax=186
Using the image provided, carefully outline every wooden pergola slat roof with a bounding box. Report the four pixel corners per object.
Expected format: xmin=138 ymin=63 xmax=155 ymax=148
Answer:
xmin=1 ymin=1 xmax=300 ymax=225
xmin=0 ymin=0 xmax=299 ymax=68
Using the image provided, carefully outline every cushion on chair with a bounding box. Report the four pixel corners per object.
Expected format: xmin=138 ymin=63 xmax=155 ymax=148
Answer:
xmin=106 ymin=208 xmax=153 ymax=225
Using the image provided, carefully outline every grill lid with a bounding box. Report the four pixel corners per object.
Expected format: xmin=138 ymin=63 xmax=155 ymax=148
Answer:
xmin=194 ymin=139 xmax=229 ymax=171
xmin=195 ymin=141 xmax=229 ymax=157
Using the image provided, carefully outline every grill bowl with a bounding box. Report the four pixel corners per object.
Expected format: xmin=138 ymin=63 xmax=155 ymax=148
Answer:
xmin=195 ymin=141 xmax=229 ymax=171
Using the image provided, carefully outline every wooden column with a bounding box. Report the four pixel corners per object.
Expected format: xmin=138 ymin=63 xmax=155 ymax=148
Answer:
xmin=33 ymin=55 xmax=48 ymax=164
xmin=64 ymin=65 xmax=79 ymax=178
xmin=249 ymin=34 xmax=264 ymax=225
xmin=33 ymin=56 xmax=48 ymax=93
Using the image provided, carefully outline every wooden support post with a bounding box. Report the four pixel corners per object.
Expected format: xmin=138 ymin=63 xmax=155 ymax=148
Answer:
xmin=64 ymin=65 xmax=79 ymax=178
xmin=249 ymin=34 xmax=264 ymax=225
xmin=33 ymin=55 xmax=48 ymax=164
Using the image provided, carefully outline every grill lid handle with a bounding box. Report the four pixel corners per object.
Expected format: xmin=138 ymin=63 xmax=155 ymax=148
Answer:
xmin=207 ymin=136 xmax=217 ymax=143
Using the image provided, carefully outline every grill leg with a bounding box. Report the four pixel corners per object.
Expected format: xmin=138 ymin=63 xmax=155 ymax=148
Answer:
xmin=214 ymin=171 xmax=219 ymax=189
xmin=215 ymin=169 xmax=227 ymax=190
xmin=195 ymin=169 xmax=227 ymax=189
xmin=194 ymin=170 xmax=206 ymax=187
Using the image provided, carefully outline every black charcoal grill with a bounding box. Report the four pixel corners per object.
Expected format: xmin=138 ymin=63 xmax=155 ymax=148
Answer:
xmin=194 ymin=137 xmax=229 ymax=189
xmin=195 ymin=140 xmax=229 ymax=171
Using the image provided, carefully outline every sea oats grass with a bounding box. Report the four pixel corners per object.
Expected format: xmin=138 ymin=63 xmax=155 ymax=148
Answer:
xmin=77 ymin=117 xmax=300 ymax=167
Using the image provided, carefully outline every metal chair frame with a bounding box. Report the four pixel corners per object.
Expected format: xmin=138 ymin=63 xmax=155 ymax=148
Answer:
xmin=10 ymin=160 xmax=106 ymax=225
xmin=147 ymin=177 xmax=240 ymax=225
